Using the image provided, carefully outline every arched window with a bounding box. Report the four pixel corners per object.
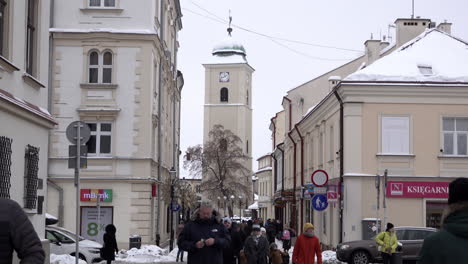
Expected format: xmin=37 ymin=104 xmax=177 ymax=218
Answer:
xmin=220 ymin=87 xmax=228 ymax=102
xmin=88 ymin=50 xmax=113 ymax=84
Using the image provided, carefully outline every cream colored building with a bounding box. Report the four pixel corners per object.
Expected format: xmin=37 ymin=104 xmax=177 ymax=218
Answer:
xmin=202 ymin=29 xmax=254 ymax=207
xmin=255 ymin=154 xmax=274 ymax=220
xmin=0 ymin=0 xmax=55 ymax=261
xmin=46 ymin=0 xmax=183 ymax=248
xmin=270 ymin=17 xmax=456 ymax=247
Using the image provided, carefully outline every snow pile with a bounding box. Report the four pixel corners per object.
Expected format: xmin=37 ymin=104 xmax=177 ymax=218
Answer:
xmin=50 ymin=254 xmax=86 ymax=264
xmin=346 ymin=29 xmax=468 ymax=83
xmin=321 ymin=250 xmax=345 ymax=264
xmin=115 ymin=245 xmax=176 ymax=263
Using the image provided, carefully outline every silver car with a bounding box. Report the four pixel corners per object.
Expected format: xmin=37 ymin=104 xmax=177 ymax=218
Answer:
xmin=46 ymin=226 xmax=103 ymax=264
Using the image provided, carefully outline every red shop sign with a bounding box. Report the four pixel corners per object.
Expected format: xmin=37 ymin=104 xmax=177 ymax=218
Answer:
xmin=386 ymin=181 xmax=449 ymax=198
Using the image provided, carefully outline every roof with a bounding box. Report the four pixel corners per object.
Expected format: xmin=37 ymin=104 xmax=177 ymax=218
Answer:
xmin=345 ymin=29 xmax=468 ymax=83
xmin=0 ymin=89 xmax=56 ymax=125
xmin=212 ymin=35 xmax=246 ymax=57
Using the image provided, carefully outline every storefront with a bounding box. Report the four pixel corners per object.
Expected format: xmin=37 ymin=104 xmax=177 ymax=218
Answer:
xmin=79 ymin=189 xmax=114 ymax=244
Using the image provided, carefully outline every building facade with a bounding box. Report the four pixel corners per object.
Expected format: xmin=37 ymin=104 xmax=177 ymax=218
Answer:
xmin=47 ymin=0 xmax=182 ymax=247
xmin=255 ymin=154 xmax=274 ymax=220
xmin=270 ymin=17 xmax=455 ymax=247
xmin=0 ymin=0 xmax=55 ymax=260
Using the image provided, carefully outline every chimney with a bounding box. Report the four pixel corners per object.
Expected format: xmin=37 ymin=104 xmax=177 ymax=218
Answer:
xmin=394 ymin=18 xmax=431 ymax=47
xmin=328 ymin=76 xmax=341 ymax=91
xmin=437 ymin=21 xmax=452 ymax=34
xmin=364 ymin=39 xmax=381 ymax=64
xmin=380 ymin=36 xmax=390 ymax=52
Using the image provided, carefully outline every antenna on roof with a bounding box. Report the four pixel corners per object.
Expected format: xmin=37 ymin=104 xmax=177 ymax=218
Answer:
xmin=411 ymin=0 xmax=415 ymax=19
xmin=227 ymin=10 xmax=233 ymax=36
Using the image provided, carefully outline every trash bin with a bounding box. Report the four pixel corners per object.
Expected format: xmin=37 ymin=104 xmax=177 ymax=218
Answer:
xmin=129 ymin=235 xmax=141 ymax=249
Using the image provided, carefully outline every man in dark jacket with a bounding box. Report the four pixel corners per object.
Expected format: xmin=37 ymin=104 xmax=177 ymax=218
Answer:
xmin=418 ymin=177 xmax=468 ymax=264
xmin=178 ymin=202 xmax=229 ymax=264
xmin=243 ymin=224 xmax=269 ymax=264
xmin=0 ymin=198 xmax=45 ymax=264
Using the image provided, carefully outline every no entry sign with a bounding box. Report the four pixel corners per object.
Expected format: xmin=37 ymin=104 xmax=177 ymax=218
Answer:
xmin=311 ymin=170 xmax=328 ymax=187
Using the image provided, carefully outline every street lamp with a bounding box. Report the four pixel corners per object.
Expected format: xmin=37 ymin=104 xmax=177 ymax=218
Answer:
xmin=230 ymin=195 xmax=235 ymax=217
xmin=169 ymin=167 xmax=177 ymax=252
xmin=238 ymin=196 xmax=242 ymax=219
xmin=217 ymin=196 xmax=221 ymax=212
xmin=223 ymin=196 xmax=227 ymax=216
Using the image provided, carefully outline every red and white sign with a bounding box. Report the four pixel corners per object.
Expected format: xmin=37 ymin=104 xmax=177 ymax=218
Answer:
xmin=311 ymin=170 xmax=328 ymax=187
xmin=386 ymin=181 xmax=450 ymax=198
xmin=327 ymin=191 xmax=338 ymax=202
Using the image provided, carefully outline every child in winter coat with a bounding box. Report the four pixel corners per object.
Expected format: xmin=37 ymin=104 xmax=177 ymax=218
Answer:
xmin=269 ymin=243 xmax=288 ymax=264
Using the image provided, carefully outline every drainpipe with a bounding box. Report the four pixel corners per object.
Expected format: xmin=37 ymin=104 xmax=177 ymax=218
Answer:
xmin=295 ymin=125 xmax=304 ymax=232
xmin=333 ymin=89 xmax=344 ymax=243
xmin=156 ymin=0 xmax=165 ymax=246
xmin=287 ymin=132 xmax=297 ymax=230
xmin=47 ymin=179 xmax=63 ymax=227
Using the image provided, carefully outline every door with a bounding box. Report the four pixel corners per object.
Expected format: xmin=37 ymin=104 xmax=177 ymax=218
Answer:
xmin=46 ymin=230 xmax=65 ymax=255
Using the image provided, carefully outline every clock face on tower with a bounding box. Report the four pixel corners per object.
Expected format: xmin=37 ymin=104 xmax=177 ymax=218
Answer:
xmin=219 ymin=72 xmax=230 ymax=82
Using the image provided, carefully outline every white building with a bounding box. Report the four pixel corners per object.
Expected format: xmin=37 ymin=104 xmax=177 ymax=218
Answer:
xmin=0 ymin=0 xmax=56 ymax=261
xmin=47 ymin=0 xmax=183 ymax=248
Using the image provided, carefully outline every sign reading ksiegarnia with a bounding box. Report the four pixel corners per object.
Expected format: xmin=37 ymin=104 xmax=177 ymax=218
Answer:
xmin=81 ymin=207 xmax=113 ymax=245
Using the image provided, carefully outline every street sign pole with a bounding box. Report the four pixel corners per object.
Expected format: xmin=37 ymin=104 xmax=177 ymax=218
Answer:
xmin=75 ymin=123 xmax=81 ymax=264
xmin=383 ymin=169 xmax=388 ymax=230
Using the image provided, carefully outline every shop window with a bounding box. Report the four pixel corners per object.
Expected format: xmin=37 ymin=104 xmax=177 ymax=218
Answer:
xmin=220 ymin=87 xmax=229 ymax=102
xmin=24 ymin=145 xmax=39 ymax=209
xmin=0 ymin=136 xmax=12 ymax=198
xmin=381 ymin=116 xmax=410 ymax=154
xmin=85 ymin=122 xmax=112 ymax=156
xmin=88 ymin=50 xmax=113 ymax=84
xmin=442 ymin=117 xmax=468 ymax=155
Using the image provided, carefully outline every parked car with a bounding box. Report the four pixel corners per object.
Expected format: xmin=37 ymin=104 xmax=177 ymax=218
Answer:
xmin=46 ymin=226 xmax=103 ymax=264
xmin=336 ymin=226 xmax=437 ymax=264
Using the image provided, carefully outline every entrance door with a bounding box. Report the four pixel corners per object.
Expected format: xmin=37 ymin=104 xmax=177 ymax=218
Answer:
xmin=426 ymin=201 xmax=446 ymax=229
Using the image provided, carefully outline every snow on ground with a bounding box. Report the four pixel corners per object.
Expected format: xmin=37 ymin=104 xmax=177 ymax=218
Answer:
xmin=275 ymin=238 xmax=344 ymax=264
xmin=50 ymin=254 xmax=86 ymax=264
xmin=114 ymin=245 xmax=177 ymax=263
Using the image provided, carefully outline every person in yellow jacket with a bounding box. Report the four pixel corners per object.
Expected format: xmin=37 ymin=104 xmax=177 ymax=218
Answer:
xmin=375 ymin=223 xmax=398 ymax=264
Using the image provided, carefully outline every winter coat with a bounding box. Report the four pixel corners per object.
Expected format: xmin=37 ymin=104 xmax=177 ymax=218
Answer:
xmin=102 ymin=225 xmax=118 ymax=261
xmin=270 ymin=249 xmax=287 ymax=264
xmin=418 ymin=207 xmax=468 ymax=264
xmin=266 ymin=224 xmax=277 ymax=244
xmin=178 ymin=216 xmax=229 ymax=264
xmin=223 ymin=227 xmax=235 ymax=264
xmin=375 ymin=231 xmax=398 ymax=254
xmin=292 ymin=234 xmax=322 ymax=264
xmin=243 ymin=234 xmax=269 ymax=264
xmin=0 ymin=198 xmax=44 ymax=264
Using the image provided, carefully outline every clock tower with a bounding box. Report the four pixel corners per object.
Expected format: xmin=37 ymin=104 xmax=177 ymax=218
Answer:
xmin=202 ymin=28 xmax=254 ymax=179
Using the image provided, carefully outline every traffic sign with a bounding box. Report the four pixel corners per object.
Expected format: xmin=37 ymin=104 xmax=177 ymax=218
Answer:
xmin=311 ymin=170 xmax=329 ymax=187
xmin=170 ymin=203 xmax=181 ymax=212
xmin=66 ymin=121 xmax=91 ymax=145
xmin=327 ymin=191 xmax=338 ymax=202
xmin=312 ymin=194 xmax=328 ymax=211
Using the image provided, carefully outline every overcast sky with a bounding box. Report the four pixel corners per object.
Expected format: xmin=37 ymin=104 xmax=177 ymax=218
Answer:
xmin=177 ymin=0 xmax=468 ymax=176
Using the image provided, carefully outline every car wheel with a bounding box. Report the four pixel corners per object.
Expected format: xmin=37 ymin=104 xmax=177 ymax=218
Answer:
xmin=351 ymin=250 xmax=370 ymax=264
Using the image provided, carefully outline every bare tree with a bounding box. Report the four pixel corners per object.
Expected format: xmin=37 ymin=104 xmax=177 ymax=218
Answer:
xmin=160 ymin=176 xmax=198 ymax=217
xmin=184 ymin=124 xmax=251 ymax=216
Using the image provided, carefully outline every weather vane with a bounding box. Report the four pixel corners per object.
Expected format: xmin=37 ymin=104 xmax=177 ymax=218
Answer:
xmin=227 ymin=10 xmax=233 ymax=36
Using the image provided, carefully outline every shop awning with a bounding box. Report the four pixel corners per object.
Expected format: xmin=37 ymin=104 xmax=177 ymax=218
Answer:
xmin=248 ymin=201 xmax=259 ymax=210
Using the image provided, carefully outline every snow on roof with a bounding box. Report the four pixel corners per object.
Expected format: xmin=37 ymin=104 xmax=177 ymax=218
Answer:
xmin=328 ymin=76 xmax=341 ymax=81
xmin=204 ymin=54 xmax=247 ymax=64
xmin=345 ymin=29 xmax=468 ymax=83
xmin=212 ymin=36 xmax=246 ymax=55
xmin=255 ymin=166 xmax=272 ymax=174
xmin=50 ymin=28 xmax=157 ymax=35
xmin=303 ymin=105 xmax=318 ymax=117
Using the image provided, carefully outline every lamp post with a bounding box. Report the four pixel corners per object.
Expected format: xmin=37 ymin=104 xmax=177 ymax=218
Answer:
xmin=223 ymin=196 xmax=227 ymax=217
xmin=230 ymin=195 xmax=235 ymax=217
xmin=238 ymin=196 xmax=242 ymax=219
xmin=169 ymin=167 xmax=177 ymax=252
xmin=217 ymin=196 xmax=221 ymax=212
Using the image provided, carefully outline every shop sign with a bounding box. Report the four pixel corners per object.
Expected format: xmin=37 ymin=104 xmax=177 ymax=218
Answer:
xmin=386 ymin=181 xmax=449 ymax=198
xmin=258 ymin=202 xmax=268 ymax=208
xmin=327 ymin=191 xmax=338 ymax=202
xmin=274 ymin=199 xmax=286 ymax=207
xmin=81 ymin=207 xmax=113 ymax=244
xmin=80 ymin=189 xmax=113 ymax=202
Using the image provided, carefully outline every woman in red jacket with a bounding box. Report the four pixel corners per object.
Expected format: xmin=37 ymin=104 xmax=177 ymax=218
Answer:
xmin=292 ymin=223 xmax=322 ymax=264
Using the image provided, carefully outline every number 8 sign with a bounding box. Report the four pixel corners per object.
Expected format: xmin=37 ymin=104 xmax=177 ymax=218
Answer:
xmin=311 ymin=170 xmax=328 ymax=187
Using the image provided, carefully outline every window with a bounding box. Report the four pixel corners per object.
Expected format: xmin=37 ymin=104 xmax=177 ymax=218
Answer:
xmin=86 ymin=122 xmax=112 ymax=155
xmin=26 ymin=0 xmax=37 ymax=75
xmin=443 ymin=117 xmax=468 ymax=155
xmin=0 ymin=136 xmax=12 ymax=198
xmin=406 ymin=229 xmax=434 ymax=240
xmin=246 ymin=140 xmax=249 ymax=154
xmin=88 ymin=51 xmax=113 ymax=83
xmin=89 ymin=0 xmax=115 ymax=7
xmin=0 ymin=0 xmax=7 ymax=56
xmin=246 ymin=90 xmax=249 ymax=105
xmin=329 ymin=126 xmax=334 ymax=160
xmin=220 ymin=87 xmax=228 ymax=102
xmin=381 ymin=116 xmax=410 ymax=154
xmin=24 ymin=145 xmax=39 ymax=209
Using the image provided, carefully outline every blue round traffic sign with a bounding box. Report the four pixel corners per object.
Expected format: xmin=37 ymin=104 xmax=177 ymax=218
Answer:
xmin=312 ymin=194 xmax=328 ymax=211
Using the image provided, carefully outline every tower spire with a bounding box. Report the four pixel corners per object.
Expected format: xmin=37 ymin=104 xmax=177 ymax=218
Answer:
xmin=227 ymin=10 xmax=233 ymax=36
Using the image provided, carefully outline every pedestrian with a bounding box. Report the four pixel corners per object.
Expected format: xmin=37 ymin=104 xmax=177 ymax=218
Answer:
xmin=230 ymin=222 xmax=244 ymax=264
xmin=223 ymin=217 xmax=235 ymax=264
xmin=292 ymin=223 xmax=322 ymax=264
xmin=266 ymin=220 xmax=277 ymax=245
xmin=0 ymin=198 xmax=45 ymax=264
xmin=418 ymin=177 xmax=468 ymax=264
xmin=176 ymin=221 xmax=185 ymax=262
xmin=375 ymin=223 xmax=398 ymax=264
xmin=269 ymin=243 xmax=288 ymax=264
xmin=281 ymin=228 xmax=291 ymax=253
xmin=275 ymin=220 xmax=284 ymax=240
xmin=260 ymin=227 xmax=267 ymax=238
xmin=178 ymin=202 xmax=229 ymax=264
xmin=243 ymin=224 xmax=269 ymax=264
xmin=102 ymin=224 xmax=119 ymax=264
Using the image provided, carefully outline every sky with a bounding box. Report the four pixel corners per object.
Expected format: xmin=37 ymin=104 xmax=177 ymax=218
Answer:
xmin=177 ymin=0 xmax=468 ymax=176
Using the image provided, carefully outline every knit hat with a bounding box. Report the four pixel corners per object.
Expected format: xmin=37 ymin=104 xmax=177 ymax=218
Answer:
xmin=252 ymin=224 xmax=261 ymax=231
xmin=448 ymin=178 xmax=468 ymax=205
xmin=223 ymin=217 xmax=232 ymax=224
xmin=303 ymin=222 xmax=314 ymax=232
xmin=260 ymin=227 xmax=266 ymax=233
xmin=386 ymin=222 xmax=394 ymax=232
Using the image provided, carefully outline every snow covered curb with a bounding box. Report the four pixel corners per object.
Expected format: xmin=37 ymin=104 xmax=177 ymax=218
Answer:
xmin=50 ymin=254 xmax=87 ymax=264
xmin=114 ymin=245 xmax=177 ymax=263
